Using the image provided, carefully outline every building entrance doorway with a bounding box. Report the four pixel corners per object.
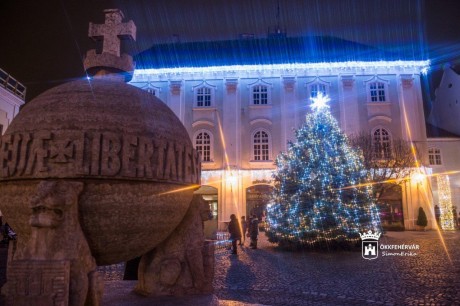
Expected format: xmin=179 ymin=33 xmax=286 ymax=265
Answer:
xmin=246 ymin=184 xmax=273 ymax=224
xmin=377 ymin=184 xmax=404 ymax=230
xmin=194 ymin=185 xmax=218 ymax=239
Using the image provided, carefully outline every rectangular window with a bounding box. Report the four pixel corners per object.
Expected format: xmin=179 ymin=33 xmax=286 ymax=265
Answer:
xmin=253 ymin=85 xmax=268 ymax=105
xmin=310 ymin=84 xmax=327 ymax=98
xmin=428 ymin=148 xmax=442 ymax=165
xmin=197 ymin=87 xmax=212 ymax=107
xmin=146 ymin=88 xmax=156 ymax=96
xmin=0 ymin=124 xmax=3 ymax=135
xmin=370 ymin=82 xmax=386 ymax=102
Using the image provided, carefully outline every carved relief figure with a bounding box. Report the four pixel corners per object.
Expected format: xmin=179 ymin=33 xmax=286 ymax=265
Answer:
xmin=135 ymin=194 xmax=214 ymax=296
xmin=7 ymin=181 xmax=102 ymax=306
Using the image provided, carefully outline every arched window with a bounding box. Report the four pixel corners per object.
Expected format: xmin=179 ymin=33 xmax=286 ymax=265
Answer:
xmin=373 ymin=128 xmax=392 ymax=159
xmin=252 ymin=85 xmax=269 ymax=105
xmin=196 ymin=87 xmax=212 ymax=107
xmin=253 ymin=130 xmax=271 ymax=161
xmin=195 ymin=131 xmax=212 ymax=162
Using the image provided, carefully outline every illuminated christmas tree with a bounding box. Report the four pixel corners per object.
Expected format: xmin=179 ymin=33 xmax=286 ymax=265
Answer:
xmin=265 ymin=94 xmax=380 ymax=249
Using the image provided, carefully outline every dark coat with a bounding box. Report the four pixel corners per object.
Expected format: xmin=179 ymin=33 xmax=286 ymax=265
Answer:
xmin=228 ymin=219 xmax=242 ymax=240
xmin=249 ymin=218 xmax=259 ymax=239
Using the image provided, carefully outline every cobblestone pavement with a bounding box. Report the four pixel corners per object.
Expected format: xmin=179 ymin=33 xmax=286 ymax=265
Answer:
xmin=214 ymin=231 xmax=460 ymax=306
xmin=2 ymin=231 xmax=460 ymax=305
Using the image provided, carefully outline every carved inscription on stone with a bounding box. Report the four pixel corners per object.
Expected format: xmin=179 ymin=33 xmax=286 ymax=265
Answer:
xmin=0 ymin=131 xmax=201 ymax=184
xmin=6 ymin=260 xmax=70 ymax=306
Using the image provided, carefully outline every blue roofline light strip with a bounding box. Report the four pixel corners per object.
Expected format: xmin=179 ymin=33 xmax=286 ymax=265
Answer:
xmin=132 ymin=60 xmax=430 ymax=78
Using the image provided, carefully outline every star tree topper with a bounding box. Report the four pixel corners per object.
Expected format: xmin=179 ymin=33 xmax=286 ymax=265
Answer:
xmin=310 ymin=93 xmax=330 ymax=112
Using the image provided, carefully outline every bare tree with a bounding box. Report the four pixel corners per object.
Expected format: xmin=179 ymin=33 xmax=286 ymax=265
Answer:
xmin=349 ymin=132 xmax=420 ymax=202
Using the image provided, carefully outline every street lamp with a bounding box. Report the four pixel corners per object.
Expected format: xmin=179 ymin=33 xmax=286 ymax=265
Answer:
xmin=412 ymin=171 xmax=425 ymax=185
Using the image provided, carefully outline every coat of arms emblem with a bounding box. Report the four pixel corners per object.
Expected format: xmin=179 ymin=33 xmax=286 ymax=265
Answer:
xmin=359 ymin=230 xmax=381 ymax=260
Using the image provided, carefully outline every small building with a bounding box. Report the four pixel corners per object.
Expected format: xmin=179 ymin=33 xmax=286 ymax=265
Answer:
xmin=0 ymin=68 xmax=26 ymax=135
xmin=0 ymin=68 xmax=25 ymax=217
xmin=428 ymin=66 xmax=460 ymax=136
xmin=129 ymin=35 xmax=433 ymax=234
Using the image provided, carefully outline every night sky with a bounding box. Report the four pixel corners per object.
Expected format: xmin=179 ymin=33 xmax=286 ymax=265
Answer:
xmin=1 ymin=0 xmax=460 ymax=103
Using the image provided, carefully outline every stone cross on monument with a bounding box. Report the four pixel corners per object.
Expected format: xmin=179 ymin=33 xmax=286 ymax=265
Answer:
xmin=88 ymin=9 xmax=136 ymax=57
xmin=83 ymin=9 xmax=136 ymax=82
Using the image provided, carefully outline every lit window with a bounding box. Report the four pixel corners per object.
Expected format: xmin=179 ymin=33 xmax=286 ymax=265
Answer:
xmin=146 ymin=88 xmax=156 ymax=96
xmin=369 ymin=82 xmax=386 ymax=102
xmin=253 ymin=130 xmax=270 ymax=161
xmin=373 ymin=128 xmax=392 ymax=159
xmin=252 ymin=85 xmax=269 ymax=105
xmin=196 ymin=87 xmax=212 ymax=107
xmin=195 ymin=131 xmax=212 ymax=162
xmin=428 ymin=148 xmax=442 ymax=165
xmin=310 ymin=83 xmax=327 ymax=98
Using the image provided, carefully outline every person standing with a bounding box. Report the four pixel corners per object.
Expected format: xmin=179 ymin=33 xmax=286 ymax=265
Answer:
xmin=228 ymin=214 xmax=242 ymax=255
xmin=453 ymin=206 xmax=458 ymax=229
xmin=249 ymin=214 xmax=259 ymax=249
xmin=434 ymin=205 xmax=441 ymax=226
xmin=458 ymin=212 xmax=460 ymax=230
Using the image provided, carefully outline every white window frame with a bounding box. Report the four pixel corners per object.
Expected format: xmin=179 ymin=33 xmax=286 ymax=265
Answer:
xmin=428 ymin=147 xmax=442 ymax=166
xmin=309 ymin=83 xmax=328 ymax=99
xmin=194 ymin=130 xmax=214 ymax=162
xmin=146 ymin=88 xmax=156 ymax=96
xmin=306 ymin=78 xmax=330 ymax=100
xmin=248 ymin=80 xmax=272 ymax=106
xmin=252 ymin=85 xmax=269 ymax=105
xmin=365 ymin=77 xmax=390 ymax=103
xmin=372 ymin=127 xmax=392 ymax=159
xmin=193 ymin=81 xmax=216 ymax=108
xmin=252 ymin=129 xmax=272 ymax=161
xmin=139 ymin=82 xmax=161 ymax=97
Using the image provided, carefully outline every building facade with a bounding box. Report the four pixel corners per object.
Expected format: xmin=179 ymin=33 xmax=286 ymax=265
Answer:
xmin=429 ymin=66 xmax=460 ymax=136
xmin=129 ymin=36 xmax=434 ymax=234
xmin=425 ymin=135 xmax=460 ymax=230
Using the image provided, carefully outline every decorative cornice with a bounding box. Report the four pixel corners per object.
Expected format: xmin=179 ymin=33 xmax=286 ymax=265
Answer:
xmin=368 ymin=115 xmax=392 ymax=123
xmin=192 ymin=120 xmax=215 ymax=128
xmin=249 ymin=118 xmax=273 ymax=126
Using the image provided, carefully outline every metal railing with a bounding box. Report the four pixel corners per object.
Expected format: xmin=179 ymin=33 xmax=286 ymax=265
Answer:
xmin=0 ymin=68 xmax=26 ymax=100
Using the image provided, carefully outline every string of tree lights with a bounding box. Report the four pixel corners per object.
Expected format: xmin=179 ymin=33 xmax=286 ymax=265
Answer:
xmin=265 ymin=94 xmax=381 ymax=249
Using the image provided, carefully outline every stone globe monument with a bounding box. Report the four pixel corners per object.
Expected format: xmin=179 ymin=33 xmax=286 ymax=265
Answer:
xmin=0 ymin=9 xmax=213 ymax=306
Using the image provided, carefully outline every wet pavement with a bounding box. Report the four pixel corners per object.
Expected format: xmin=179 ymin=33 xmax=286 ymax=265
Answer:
xmin=2 ymin=231 xmax=460 ymax=305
